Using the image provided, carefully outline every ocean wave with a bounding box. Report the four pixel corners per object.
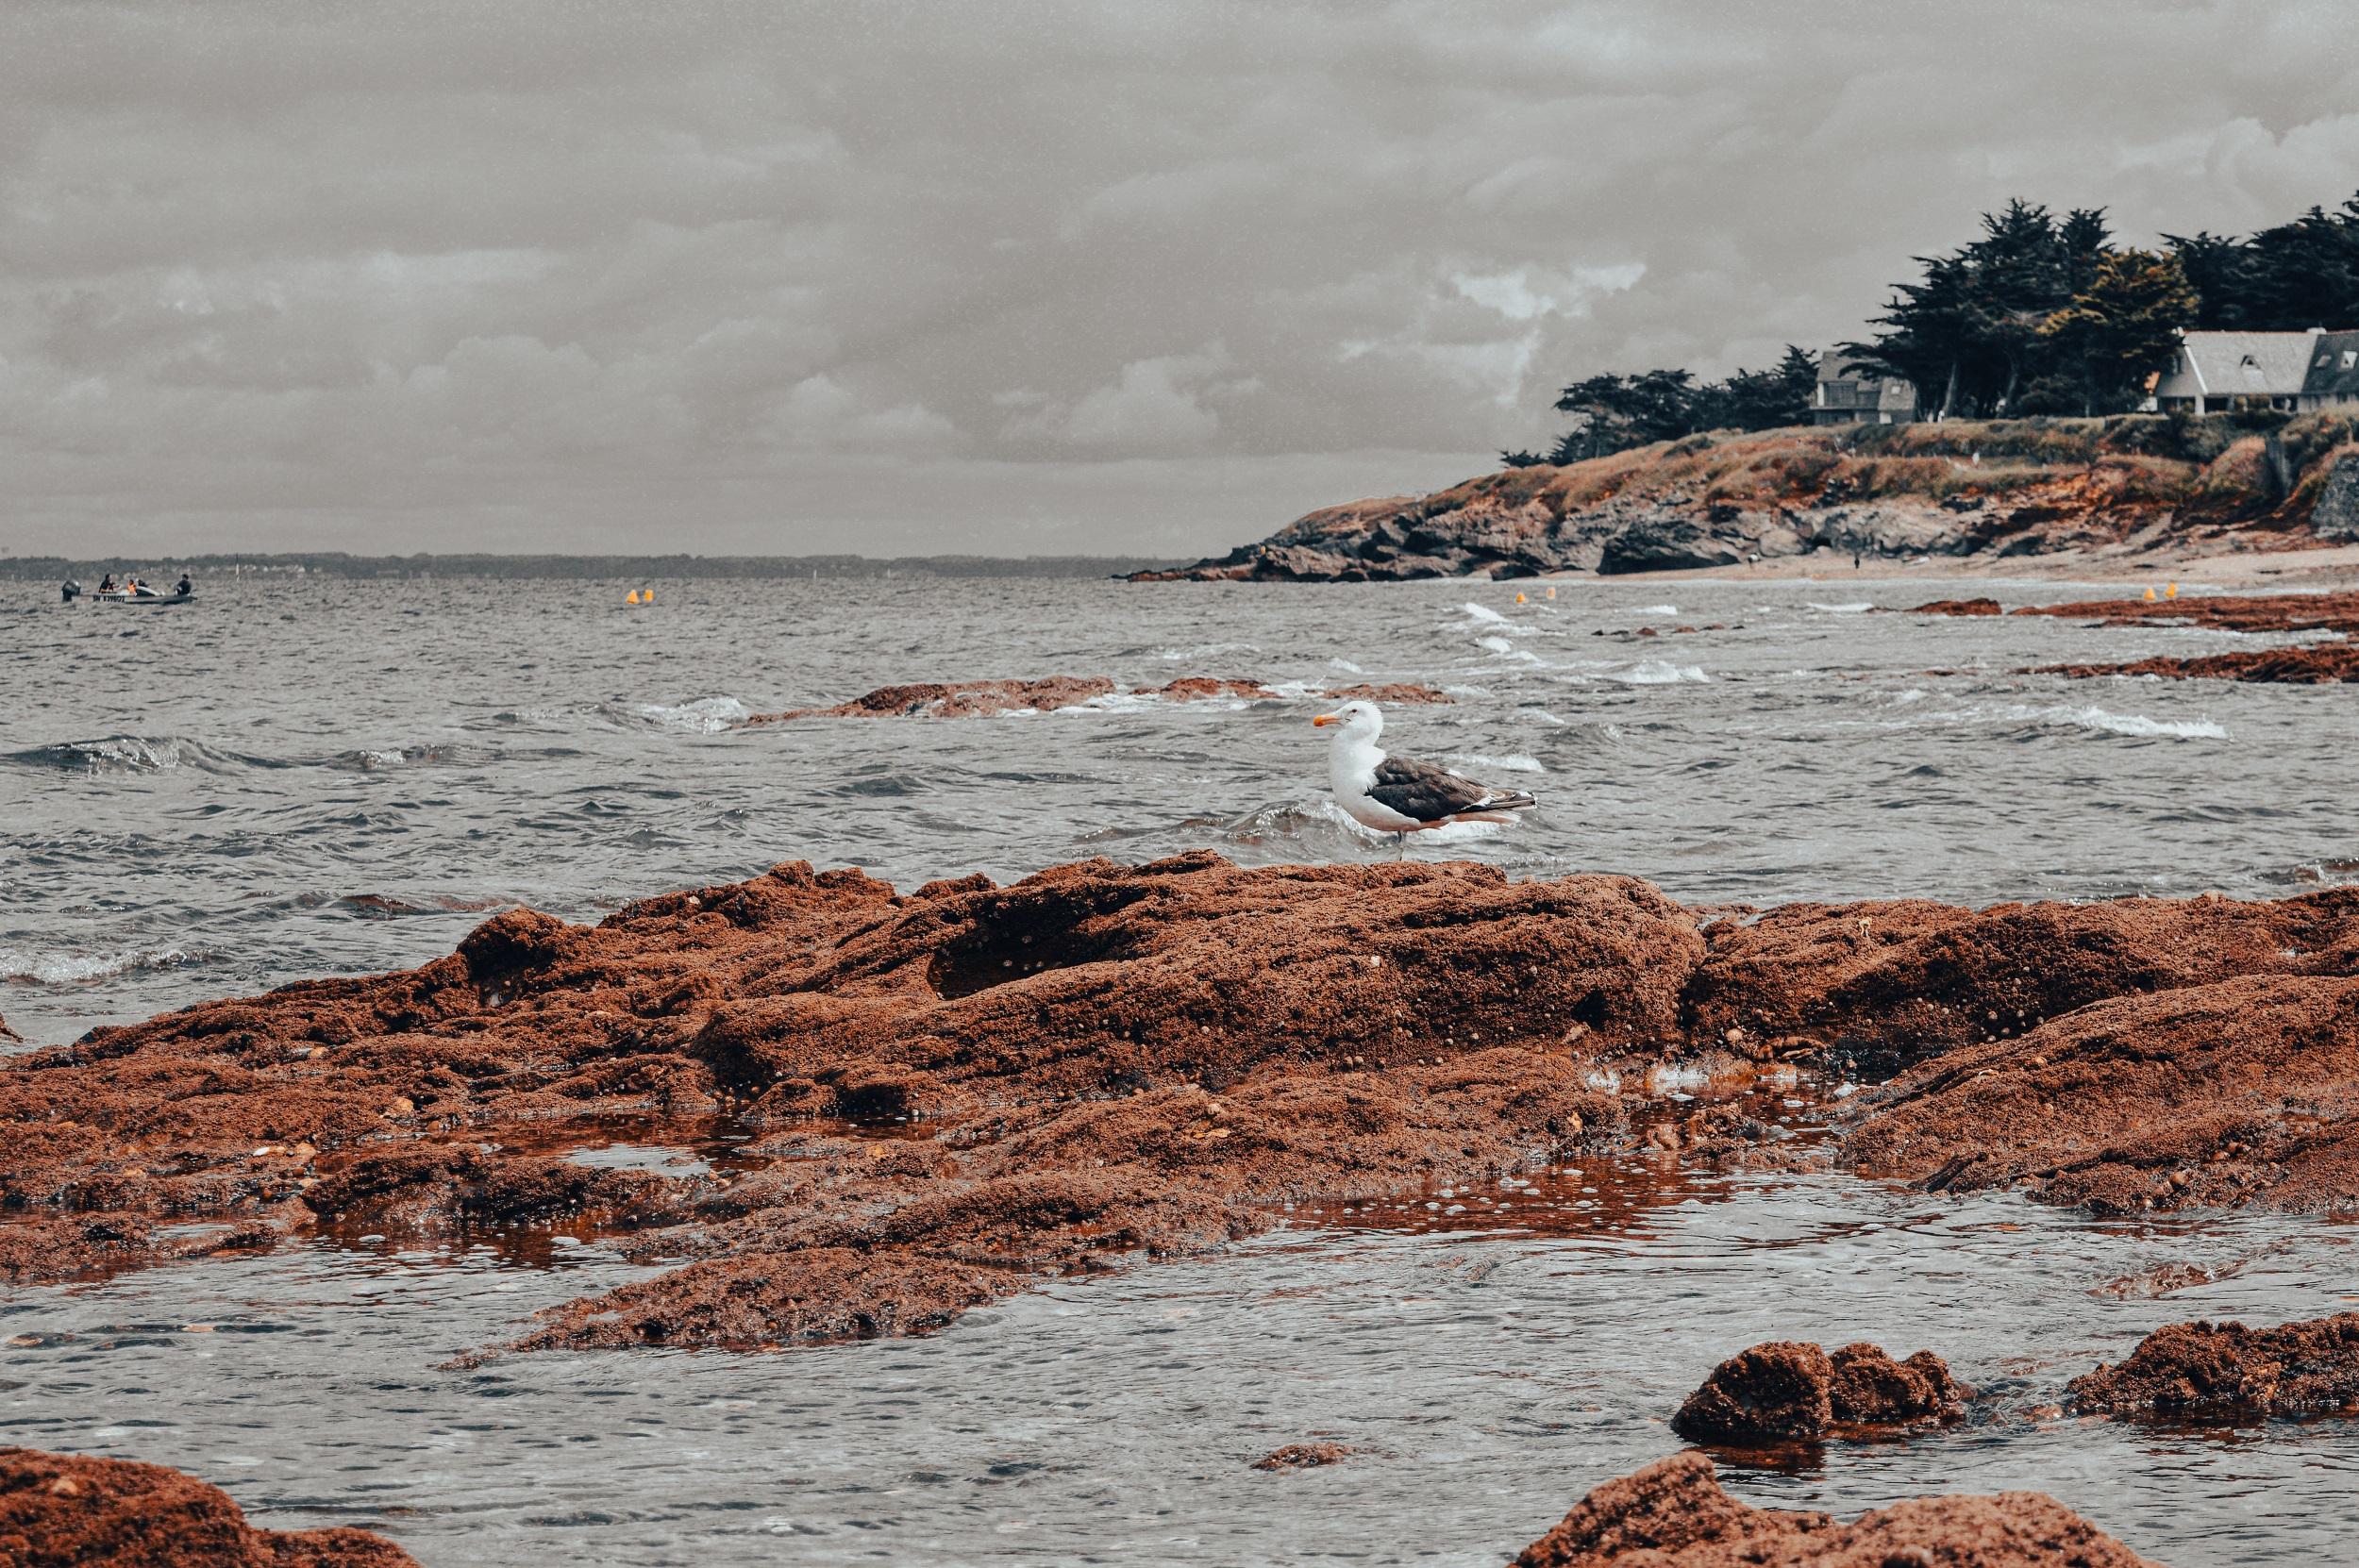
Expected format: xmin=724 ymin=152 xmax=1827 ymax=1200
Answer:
xmin=1447 ymin=753 xmax=1545 ymax=774
xmin=627 ymin=697 xmax=750 ymax=734
xmin=1628 ymin=604 xmax=1679 ymax=616
xmin=4 ymin=736 xmax=268 ymax=776
xmin=1216 ymin=796 xmax=1506 ymax=854
xmin=1158 ymin=642 xmax=1260 ymax=661
xmin=1461 ymin=602 xmax=1514 ymax=626
xmin=1603 ymin=660 xmax=1708 ymax=684
xmin=326 ymin=743 xmax=472 ymax=772
xmin=1807 ymin=601 xmax=1875 ymax=614
xmin=0 ymin=944 xmax=195 ymax=986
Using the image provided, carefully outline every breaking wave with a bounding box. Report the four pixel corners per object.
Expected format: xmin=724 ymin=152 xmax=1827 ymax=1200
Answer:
xmin=2023 ymin=705 xmax=2228 ymax=741
xmin=625 ymin=697 xmax=750 ymax=735
xmin=1603 ymin=660 xmax=1709 ymax=684
xmin=4 ymin=736 xmax=271 ymax=776
xmin=0 ymin=945 xmax=196 ymax=986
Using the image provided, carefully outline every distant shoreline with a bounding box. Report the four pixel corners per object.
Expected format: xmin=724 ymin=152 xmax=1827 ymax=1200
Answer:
xmin=0 ymin=551 xmax=1188 ymax=582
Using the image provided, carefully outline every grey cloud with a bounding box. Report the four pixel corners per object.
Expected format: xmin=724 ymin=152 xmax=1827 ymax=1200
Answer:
xmin=2 ymin=0 xmax=2356 ymax=557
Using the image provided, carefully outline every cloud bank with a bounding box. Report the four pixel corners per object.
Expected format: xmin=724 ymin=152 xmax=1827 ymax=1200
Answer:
xmin=2 ymin=0 xmax=2354 ymax=557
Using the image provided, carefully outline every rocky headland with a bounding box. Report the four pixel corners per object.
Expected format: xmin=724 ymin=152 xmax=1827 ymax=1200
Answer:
xmin=1134 ymin=412 xmax=2359 ymax=581
xmin=8 ymin=855 xmax=2358 ymax=1357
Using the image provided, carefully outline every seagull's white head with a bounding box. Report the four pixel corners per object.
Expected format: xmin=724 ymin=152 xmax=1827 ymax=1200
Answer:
xmin=1311 ymin=699 xmax=1383 ymax=742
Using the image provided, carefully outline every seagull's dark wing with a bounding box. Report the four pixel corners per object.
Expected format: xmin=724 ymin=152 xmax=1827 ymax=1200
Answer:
xmin=1368 ymin=755 xmax=1536 ymax=823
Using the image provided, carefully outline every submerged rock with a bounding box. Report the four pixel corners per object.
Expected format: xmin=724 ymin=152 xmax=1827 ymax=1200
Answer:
xmin=1911 ymin=596 xmax=2004 ymax=615
xmin=1509 ymin=1450 xmax=2162 ymax=1568
xmin=1250 ymin=1442 xmax=1353 ymax=1471
xmin=2067 ymin=1312 xmax=2359 ymax=1421
xmin=0 ymin=1446 xmax=419 ymax=1566
xmin=1670 ymin=1341 xmax=1970 ymax=1444
xmin=745 ymin=676 xmax=1450 ymax=721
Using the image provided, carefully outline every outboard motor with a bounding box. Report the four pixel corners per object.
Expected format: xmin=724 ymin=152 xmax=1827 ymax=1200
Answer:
xmin=61 ymin=579 xmax=80 ymax=603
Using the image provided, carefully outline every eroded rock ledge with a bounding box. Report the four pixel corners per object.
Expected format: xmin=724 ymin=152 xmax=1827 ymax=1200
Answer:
xmin=2068 ymin=1312 xmax=2359 ymax=1420
xmin=1510 ymin=1451 xmax=2162 ymax=1568
xmin=7 ymin=856 xmax=2358 ymax=1353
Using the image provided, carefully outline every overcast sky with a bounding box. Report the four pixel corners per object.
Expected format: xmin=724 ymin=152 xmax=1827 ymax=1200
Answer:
xmin=3 ymin=1 xmax=2356 ymax=559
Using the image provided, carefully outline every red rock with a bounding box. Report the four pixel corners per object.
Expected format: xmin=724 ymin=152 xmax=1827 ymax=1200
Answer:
xmin=0 ymin=1446 xmax=418 ymax=1567
xmin=1913 ymin=596 xmax=2004 ymax=615
xmin=1320 ymin=682 xmax=1452 ymax=704
xmin=11 ymin=856 xmax=2359 ymax=1348
xmin=1669 ymin=1342 xmax=1969 ymax=1444
xmin=2067 ymin=1312 xmax=2359 ymax=1420
xmin=1510 ymin=1451 xmax=2162 ymax=1567
xmin=1250 ymin=1442 xmax=1352 ymax=1471
xmin=2033 ymin=644 xmax=2359 ymax=683
xmin=1841 ymin=973 xmax=2359 ymax=1216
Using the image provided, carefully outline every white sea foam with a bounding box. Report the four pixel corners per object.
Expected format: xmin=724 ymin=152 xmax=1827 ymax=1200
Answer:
xmin=1328 ymin=658 xmax=1365 ymax=675
xmin=1807 ymin=602 xmax=1875 ymax=614
xmin=633 ymin=696 xmax=750 ymax=734
xmin=1461 ymin=602 xmax=1514 ymax=625
xmin=1476 ymin=635 xmax=1514 ymax=654
xmin=1158 ymin=642 xmax=1260 ymax=661
xmin=1604 ymin=660 xmax=1708 ymax=684
xmin=0 ymin=946 xmax=192 ymax=986
xmin=1628 ymin=604 xmax=1679 ymax=616
xmin=2033 ymin=705 xmax=2228 ymax=740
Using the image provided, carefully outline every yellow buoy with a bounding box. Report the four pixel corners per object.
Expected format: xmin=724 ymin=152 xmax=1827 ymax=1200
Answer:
xmin=1545 ymin=586 xmax=1556 ymax=599
xmin=627 ymin=589 xmax=642 ymax=605
xmin=645 ymin=588 xmax=655 ymax=604
xmin=2143 ymin=587 xmax=2156 ymax=601
xmin=2165 ymin=582 xmax=2178 ymax=599
xmin=1514 ymin=592 xmax=1527 ymax=604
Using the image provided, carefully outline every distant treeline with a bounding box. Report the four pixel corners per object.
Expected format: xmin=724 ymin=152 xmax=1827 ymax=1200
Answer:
xmin=1508 ymin=189 xmax=2359 ymax=465
xmin=2 ymin=552 xmax=1186 ymax=582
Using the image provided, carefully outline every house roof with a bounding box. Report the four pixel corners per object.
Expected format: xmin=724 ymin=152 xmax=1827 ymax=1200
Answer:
xmin=2155 ymin=330 xmax=2327 ymax=399
xmin=2300 ymin=330 xmax=2359 ymax=402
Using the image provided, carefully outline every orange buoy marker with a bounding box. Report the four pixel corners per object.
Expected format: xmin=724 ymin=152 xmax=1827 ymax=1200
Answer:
xmin=1514 ymin=592 xmax=1528 ymax=604
xmin=2143 ymin=586 xmax=2156 ymax=601
xmin=626 ymin=589 xmax=642 ymax=605
xmin=2165 ymin=582 xmax=2178 ymax=600
xmin=1545 ymin=586 xmax=1556 ymax=599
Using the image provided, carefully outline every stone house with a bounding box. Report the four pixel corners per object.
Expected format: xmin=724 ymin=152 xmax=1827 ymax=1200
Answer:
xmin=2152 ymin=327 xmax=2359 ymax=414
xmin=1812 ymin=353 xmax=1919 ymax=425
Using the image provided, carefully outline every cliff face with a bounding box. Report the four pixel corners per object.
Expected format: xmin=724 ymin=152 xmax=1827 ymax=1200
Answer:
xmin=1134 ymin=413 xmax=2359 ymax=581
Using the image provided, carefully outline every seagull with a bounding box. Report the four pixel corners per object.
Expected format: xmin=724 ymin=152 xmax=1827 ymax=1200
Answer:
xmin=1312 ymin=699 xmax=1537 ymax=859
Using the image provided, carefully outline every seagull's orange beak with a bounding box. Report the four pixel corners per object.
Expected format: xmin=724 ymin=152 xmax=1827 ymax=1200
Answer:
xmin=1312 ymin=712 xmax=1341 ymax=727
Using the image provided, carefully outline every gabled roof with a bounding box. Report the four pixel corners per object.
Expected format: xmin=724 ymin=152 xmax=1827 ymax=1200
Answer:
xmin=2157 ymin=330 xmax=2326 ymax=399
xmin=2300 ymin=330 xmax=2359 ymax=401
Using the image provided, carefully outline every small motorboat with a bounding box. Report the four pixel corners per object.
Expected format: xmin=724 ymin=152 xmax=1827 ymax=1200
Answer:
xmin=93 ymin=585 xmax=194 ymax=607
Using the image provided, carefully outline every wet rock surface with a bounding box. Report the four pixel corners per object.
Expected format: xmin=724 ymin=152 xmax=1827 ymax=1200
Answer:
xmin=1509 ymin=1451 xmax=2163 ymax=1568
xmin=1671 ymin=1341 xmax=1971 ymax=1444
xmin=0 ymin=1446 xmax=419 ymax=1567
xmin=9 ymin=856 xmax=2359 ymax=1352
xmin=2067 ymin=1312 xmax=2359 ymax=1421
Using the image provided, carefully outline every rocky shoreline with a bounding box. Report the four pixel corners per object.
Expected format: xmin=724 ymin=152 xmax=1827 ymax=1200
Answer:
xmin=8 ymin=857 xmax=2355 ymax=1323
xmin=9 ymin=855 xmax=2358 ymax=1564
xmin=1915 ymin=588 xmax=2359 ymax=683
xmin=1133 ymin=414 xmax=2359 ymax=582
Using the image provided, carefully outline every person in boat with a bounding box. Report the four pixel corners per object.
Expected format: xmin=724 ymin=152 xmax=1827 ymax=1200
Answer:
xmin=98 ymin=573 xmax=116 ymax=593
xmin=176 ymin=573 xmax=192 ymax=596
